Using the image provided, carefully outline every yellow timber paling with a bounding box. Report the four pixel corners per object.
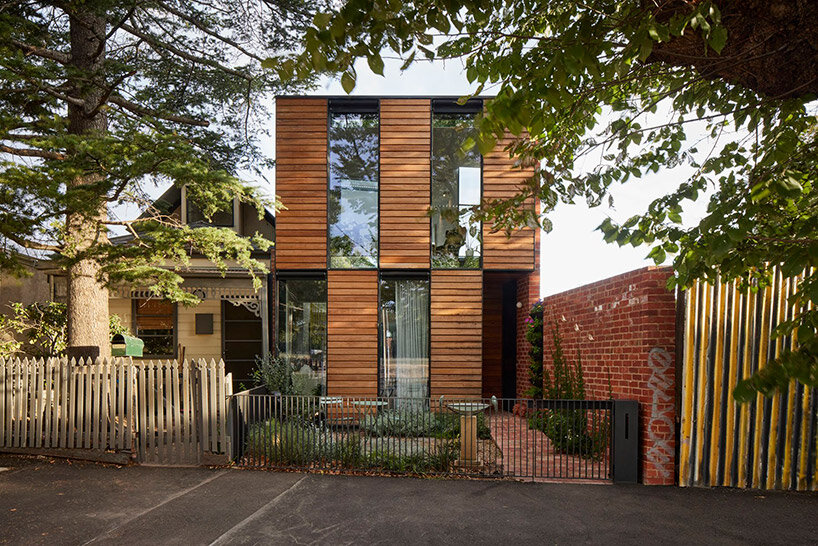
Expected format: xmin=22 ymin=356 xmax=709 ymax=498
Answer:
xmin=679 ymin=268 xmax=817 ymax=491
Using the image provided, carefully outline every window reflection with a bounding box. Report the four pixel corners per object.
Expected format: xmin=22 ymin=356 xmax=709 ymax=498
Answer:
xmin=277 ymin=278 xmax=327 ymax=395
xmin=328 ymin=111 xmax=379 ymax=268
xmin=431 ymin=112 xmax=482 ymax=268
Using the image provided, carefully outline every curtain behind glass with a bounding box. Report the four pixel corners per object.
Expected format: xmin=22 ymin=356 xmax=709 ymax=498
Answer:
xmin=378 ymin=278 xmax=429 ymax=404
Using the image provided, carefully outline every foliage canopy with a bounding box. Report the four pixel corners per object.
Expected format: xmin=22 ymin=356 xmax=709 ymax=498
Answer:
xmin=0 ymin=1 xmax=320 ymax=304
xmin=268 ymin=0 xmax=818 ymax=396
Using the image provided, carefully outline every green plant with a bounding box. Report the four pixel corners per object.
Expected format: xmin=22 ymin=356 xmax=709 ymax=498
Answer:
xmin=245 ymin=419 xmax=360 ymax=467
xmin=524 ymin=300 xmax=545 ymax=398
xmin=529 ymin=320 xmax=608 ymax=458
xmin=244 ymin=418 xmax=459 ymax=473
xmin=0 ymin=302 xmax=128 ymax=359
xmin=251 ymin=354 xmax=292 ymax=395
xmin=360 ymin=409 xmax=491 ymax=440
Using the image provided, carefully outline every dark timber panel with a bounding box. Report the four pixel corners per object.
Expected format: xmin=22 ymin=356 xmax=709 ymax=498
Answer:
xmin=483 ymin=133 xmax=537 ymax=270
xmin=327 ymin=270 xmax=378 ymax=396
xmin=275 ymin=98 xmax=328 ymax=269
xmin=431 ymin=270 xmax=482 ymax=397
xmin=379 ymin=99 xmax=431 ymax=268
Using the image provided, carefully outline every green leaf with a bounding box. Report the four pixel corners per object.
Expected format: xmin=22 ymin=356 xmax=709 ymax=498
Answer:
xmin=367 ymin=53 xmax=384 ymax=76
xmin=708 ymin=25 xmax=728 ymax=53
xmin=341 ymin=71 xmax=356 ymax=93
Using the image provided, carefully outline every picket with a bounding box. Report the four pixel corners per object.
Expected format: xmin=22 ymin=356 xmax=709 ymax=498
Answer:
xmin=0 ymin=356 xmax=229 ymax=466
xmin=0 ymin=359 xmax=5 ymax=447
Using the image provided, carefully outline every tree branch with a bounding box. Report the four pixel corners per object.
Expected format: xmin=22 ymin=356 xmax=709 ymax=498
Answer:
xmin=153 ymin=1 xmax=265 ymax=62
xmin=119 ymin=22 xmax=254 ymax=81
xmin=3 ymin=232 xmax=61 ymax=252
xmin=9 ymin=39 xmax=71 ymax=65
xmin=108 ymin=95 xmax=210 ymax=127
xmin=0 ymin=144 xmax=65 ymax=160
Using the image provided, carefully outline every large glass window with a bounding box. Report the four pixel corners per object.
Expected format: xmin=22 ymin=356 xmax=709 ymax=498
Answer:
xmin=379 ymin=276 xmax=430 ymax=399
xmin=328 ymin=106 xmax=379 ymax=268
xmin=133 ymin=298 xmax=175 ymax=357
xmin=431 ymin=109 xmax=482 ymax=269
xmin=277 ymin=277 xmax=327 ymax=395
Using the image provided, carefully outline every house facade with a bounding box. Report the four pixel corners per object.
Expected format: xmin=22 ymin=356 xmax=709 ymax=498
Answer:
xmin=38 ymin=185 xmax=275 ymax=387
xmin=273 ymin=96 xmax=540 ymax=400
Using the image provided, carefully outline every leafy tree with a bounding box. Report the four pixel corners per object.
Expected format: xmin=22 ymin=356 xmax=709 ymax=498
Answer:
xmin=0 ymin=301 xmax=128 ymax=358
xmin=267 ymin=0 xmax=818 ymax=396
xmin=0 ymin=1 xmax=320 ymax=356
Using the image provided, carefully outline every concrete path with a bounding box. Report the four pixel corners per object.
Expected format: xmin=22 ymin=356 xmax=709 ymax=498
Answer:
xmin=0 ymin=455 xmax=816 ymax=545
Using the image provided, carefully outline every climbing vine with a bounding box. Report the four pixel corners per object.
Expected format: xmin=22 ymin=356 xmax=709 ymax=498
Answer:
xmin=524 ymin=300 xmax=544 ymax=399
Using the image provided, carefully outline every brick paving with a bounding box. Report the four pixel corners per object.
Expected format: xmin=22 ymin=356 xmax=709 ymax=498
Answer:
xmin=488 ymin=412 xmax=610 ymax=482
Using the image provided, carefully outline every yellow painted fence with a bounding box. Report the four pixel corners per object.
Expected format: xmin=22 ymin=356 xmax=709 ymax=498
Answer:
xmin=679 ymin=269 xmax=817 ymax=490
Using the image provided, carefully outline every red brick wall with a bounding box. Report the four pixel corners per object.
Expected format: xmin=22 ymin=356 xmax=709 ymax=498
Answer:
xmin=524 ymin=266 xmax=677 ymax=485
xmin=516 ymin=272 xmax=540 ymax=398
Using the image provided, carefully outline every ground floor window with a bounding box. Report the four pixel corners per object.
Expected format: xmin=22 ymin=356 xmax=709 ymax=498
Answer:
xmin=277 ymin=277 xmax=327 ymax=395
xmin=379 ymin=275 xmax=430 ymax=399
xmin=133 ymin=298 xmax=175 ymax=358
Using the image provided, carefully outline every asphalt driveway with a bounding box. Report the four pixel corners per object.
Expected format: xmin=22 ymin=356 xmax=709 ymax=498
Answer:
xmin=0 ymin=455 xmax=815 ymax=545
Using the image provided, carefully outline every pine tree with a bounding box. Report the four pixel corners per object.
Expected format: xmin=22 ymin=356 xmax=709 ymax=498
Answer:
xmin=0 ymin=1 xmax=320 ymax=356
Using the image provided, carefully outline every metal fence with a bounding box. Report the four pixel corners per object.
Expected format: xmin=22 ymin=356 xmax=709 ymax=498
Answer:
xmin=229 ymin=394 xmax=629 ymax=481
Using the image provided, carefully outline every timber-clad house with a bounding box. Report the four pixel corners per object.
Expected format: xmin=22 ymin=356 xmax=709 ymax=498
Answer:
xmin=14 ymin=95 xmax=540 ymax=398
xmin=273 ymin=96 xmax=540 ymax=399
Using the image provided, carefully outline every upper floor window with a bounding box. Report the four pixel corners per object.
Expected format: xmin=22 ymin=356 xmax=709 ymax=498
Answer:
xmin=182 ymin=186 xmax=235 ymax=227
xmin=328 ymin=100 xmax=379 ymax=268
xmin=431 ymin=100 xmax=482 ymax=269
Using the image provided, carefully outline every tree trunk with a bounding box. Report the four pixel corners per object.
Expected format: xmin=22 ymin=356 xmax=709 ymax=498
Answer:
xmin=65 ymin=9 xmax=110 ymax=360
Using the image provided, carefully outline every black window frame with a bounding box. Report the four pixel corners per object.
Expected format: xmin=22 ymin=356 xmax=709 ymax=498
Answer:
xmin=327 ymin=98 xmax=381 ymax=270
xmin=275 ymin=272 xmax=329 ymax=395
xmin=430 ymin=99 xmax=484 ymax=271
xmin=377 ymin=270 xmax=432 ymax=399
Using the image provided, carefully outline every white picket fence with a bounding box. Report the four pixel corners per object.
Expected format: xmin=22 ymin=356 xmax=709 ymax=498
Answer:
xmin=0 ymin=357 xmax=232 ymax=465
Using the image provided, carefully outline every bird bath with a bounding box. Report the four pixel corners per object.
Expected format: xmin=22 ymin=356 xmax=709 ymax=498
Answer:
xmin=445 ymin=400 xmax=492 ymax=467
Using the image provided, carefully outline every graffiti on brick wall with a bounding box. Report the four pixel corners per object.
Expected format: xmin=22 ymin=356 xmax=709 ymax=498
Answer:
xmin=646 ymin=347 xmax=674 ymax=478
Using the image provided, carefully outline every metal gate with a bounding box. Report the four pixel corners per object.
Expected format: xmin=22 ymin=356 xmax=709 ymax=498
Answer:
xmin=229 ymin=394 xmax=638 ymax=482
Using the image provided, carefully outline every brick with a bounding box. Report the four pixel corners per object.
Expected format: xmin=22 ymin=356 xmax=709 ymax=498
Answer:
xmin=518 ymin=266 xmax=677 ymax=485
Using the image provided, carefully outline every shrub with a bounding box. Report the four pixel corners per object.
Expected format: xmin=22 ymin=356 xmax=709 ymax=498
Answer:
xmin=251 ymin=353 xmax=292 ymax=394
xmin=245 ymin=418 xmax=361 ymax=466
xmin=360 ymin=409 xmax=491 ymax=440
xmin=528 ymin=320 xmax=609 ymax=459
xmin=244 ymin=418 xmax=459 ymax=473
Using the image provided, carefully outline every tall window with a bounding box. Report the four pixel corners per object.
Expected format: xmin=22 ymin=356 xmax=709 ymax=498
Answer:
xmin=328 ymin=101 xmax=379 ymax=268
xmin=134 ymin=298 xmax=175 ymax=357
xmin=379 ymin=275 xmax=430 ymax=399
xmin=277 ymin=277 xmax=327 ymax=395
xmin=431 ymin=102 xmax=482 ymax=269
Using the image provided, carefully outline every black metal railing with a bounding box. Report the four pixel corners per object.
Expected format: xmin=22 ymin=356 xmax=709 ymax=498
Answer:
xmin=228 ymin=394 xmax=634 ymax=481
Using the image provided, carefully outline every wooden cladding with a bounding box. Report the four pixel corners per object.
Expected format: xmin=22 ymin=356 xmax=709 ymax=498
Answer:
xmin=431 ymin=270 xmax=482 ymax=397
xmin=482 ymin=133 xmax=537 ymax=270
xmin=275 ymin=98 xmax=327 ymax=269
xmin=327 ymin=271 xmax=378 ymax=396
xmin=379 ymin=99 xmax=431 ymax=268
